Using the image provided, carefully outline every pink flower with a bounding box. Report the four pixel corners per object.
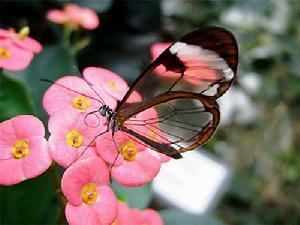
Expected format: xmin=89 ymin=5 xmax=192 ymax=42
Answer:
xmin=83 ymin=67 xmax=127 ymax=101
xmin=0 ymin=27 xmax=42 ymax=53
xmin=0 ymin=115 xmax=51 ymax=185
xmin=112 ymin=202 xmax=164 ymax=225
xmin=131 ymin=208 xmax=164 ymax=225
xmin=83 ymin=66 xmax=142 ymax=103
xmin=43 ymin=76 xmax=116 ymax=116
xmin=96 ymin=131 xmax=161 ymax=187
xmin=111 ymin=201 xmax=139 ymax=225
xmin=48 ymin=109 xmax=104 ymax=168
xmin=47 ymin=3 xmax=99 ymax=30
xmin=0 ymin=39 xmax=34 ymax=71
xmin=62 ymin=157 xmax=118 ymax=225
xmin=150 ymin=42 xmax=218 ymax=85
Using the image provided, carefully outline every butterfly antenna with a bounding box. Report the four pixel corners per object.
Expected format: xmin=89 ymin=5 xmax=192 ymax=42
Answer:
xmin=40 ymin=78 xmax=102 ymax=103
xmin=72 ymin=65 xmax=106 ymax=106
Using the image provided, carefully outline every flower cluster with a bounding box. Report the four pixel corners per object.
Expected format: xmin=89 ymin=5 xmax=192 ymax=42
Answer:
xmin=42 ymin=66 xmax=167 ymax=224
xmin=43 ymin=67 xmax=168 ymax=185
xmin=0 ymin=27 xmax=42 ymax=71
xmin=0 ymin=66 xmax=166 ymax=224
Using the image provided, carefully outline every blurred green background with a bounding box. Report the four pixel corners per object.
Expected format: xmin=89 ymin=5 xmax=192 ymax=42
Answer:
xmin=0 ymin=0 xmax=299 ymax=224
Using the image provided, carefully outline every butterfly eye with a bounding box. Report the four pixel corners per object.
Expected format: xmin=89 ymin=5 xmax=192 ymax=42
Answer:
xmin=99 ymin=107 xmax=106 ymax=117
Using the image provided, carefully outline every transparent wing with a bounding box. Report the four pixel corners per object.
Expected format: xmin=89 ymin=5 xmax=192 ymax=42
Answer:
xmin=116 ymin=27 xmax=237 ymax=157
xmin=119 ymin=92 xmax=220 ymax=157
xmin=116 ymin=27 xmax=238 ymax=114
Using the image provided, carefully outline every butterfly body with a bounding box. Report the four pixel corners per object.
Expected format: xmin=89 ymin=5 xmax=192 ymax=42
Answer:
xmin=99 ymin=105 xmax=120 ymax=131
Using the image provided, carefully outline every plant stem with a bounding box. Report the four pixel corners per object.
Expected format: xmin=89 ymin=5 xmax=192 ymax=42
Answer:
xmin=49 ymin=163 xmax=67 ymax=224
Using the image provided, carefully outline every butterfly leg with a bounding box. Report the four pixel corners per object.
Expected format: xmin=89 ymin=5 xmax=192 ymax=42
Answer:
xmin=109 ymin=131 xmax=121 ymax=183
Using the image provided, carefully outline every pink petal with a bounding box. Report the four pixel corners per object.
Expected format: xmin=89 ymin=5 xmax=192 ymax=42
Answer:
xmin=114 ymin=201 xmax=139 ymax=225
xmin=139 ymin=209 xmax=164 ymax=225
xmin=83 ymin=67 xmax=128 ymax=101
xmin=46 ymin=9 xmax=69 ymax=24
xmin=12 ymin=36 xmax=42 ymax=53
xmin=96 ymin=131 xmax=146 ymax=166
xmin=66 ymin=203 xmax=102 ymax=225
xmin=0 ymin=39 xmax=33 ymax=71
xmin=95 ymin=132 xmax=125 ymax=166
xmin=78 ymin=8 xmax=99 ymax=30
xmin=0 ymin=158 xmax=26 ymax=185
xmin=112 ymin=149 xmax=161 ymax=187
xmin=43 ymin=76 xmax=115 ymax=115
xmin=0 ymin=119 xmax=18 ymax=159
xmin=61 ymin=157 xmax=110 ymax=206
xmin=0 ymin=28 xmax=10 ymax=38
xmin=21 ymin=137 xmax=51 ymax=179
xmin=65 ymin=186 xmax=118 ymax=225
xmin=64 ymin=4 xmax=99 ymax=30
xmin=91 ymin=186 xmax=118 ymax=224
xmin=12 ymin=115 xmax=45 ymax=138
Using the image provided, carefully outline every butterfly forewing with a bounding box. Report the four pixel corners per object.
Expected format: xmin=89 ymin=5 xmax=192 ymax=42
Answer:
xmin=116 ymin=27 xmax=238 ymax=158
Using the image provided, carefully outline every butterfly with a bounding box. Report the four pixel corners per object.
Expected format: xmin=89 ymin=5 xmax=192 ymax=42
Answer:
xmin=44 ymin=26 xmax=238 ymax=160
xmin=96 ymin=26 xmax=238 ymax=159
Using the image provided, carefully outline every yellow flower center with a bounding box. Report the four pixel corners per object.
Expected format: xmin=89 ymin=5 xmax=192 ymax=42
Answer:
xmin=66 ymin=130 xmax=83 ymax=148
xmin=120 ymin=141 xmax=138 ymax=161
xmin=11 ymin=140 xmax=30 ymax=159
xmin=72 ymin=95 xmax=91 ymax=110
xmin=107 ymin=80 xmax=121 ymax=92
xmin=80 ymin=183 xmax=98 ymax=205
xmin=0 ymin=47 xmax=11 ymax=60
xmin=18 ymin=26 xmax=30 ymax=41
xmin=111 ymin=221 xmax=119 ymax=225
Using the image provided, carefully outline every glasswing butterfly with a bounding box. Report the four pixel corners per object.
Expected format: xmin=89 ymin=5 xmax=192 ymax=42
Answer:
xmin=45 ymin=26 xmax=238 ymax=160
xmin=96 ymin=26 xmax=238 ymax=159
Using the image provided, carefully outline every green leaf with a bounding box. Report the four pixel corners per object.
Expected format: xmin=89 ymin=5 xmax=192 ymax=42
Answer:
xmin=161 ymin=209 xmax=227 ymax=225
xmin=0 ymin=73 xmax=35 ymax=122
xmin=111 ymin=181 xmax=152 ymax=209
xmin=8 ymin=44 xmax=76 ymax=122
xmin=0 ymin=171 xmax=56 ymax=225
